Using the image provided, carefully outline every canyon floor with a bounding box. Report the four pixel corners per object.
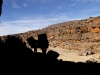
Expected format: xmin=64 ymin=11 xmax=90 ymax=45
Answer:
xmin=35 ymin=47 xmax=100 ymax=63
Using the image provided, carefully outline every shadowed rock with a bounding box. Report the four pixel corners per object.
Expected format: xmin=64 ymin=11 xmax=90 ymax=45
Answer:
xmin=27 ymin=37 xmax=37 ymax=53
xmin=0 ymin=0 xmax=3 ymax=16
xmin=37 ymin=33 xmax=49 ymax=55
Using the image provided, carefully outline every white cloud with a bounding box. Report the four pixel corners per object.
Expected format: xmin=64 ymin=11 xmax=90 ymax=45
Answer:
xmin=12 ymin=2 xmax=20 ymax=8
xmin=40 ymin=6 xmax=42 ymax=10
xmin=70 ymin=0 xmax=100 ymax=5
xmin=69 ymin=3 xmax=76 ymax=6
xmin=75 ymin=0 xmax=100 ymax=2
xmin=32 ymin=0 xmax=52 ymax=3
xmin=57 ymin=6 xmax=66 ymax=9
xmin=0 ymin=24 xmax=31 ymax=36
xmin=69 ymin=0 xmax=100 ymax=7
xmin=84 ymin=8 xmax=100 ymax=12
xmin=40 ymin=0 xmax=52 ymax=3
xmin=3 ymin=0 xmax=8 ymax=4
xmin=31 ymin=0 xmax=36 ymax=1
xmin=0 ymin=13 xmax=72 ymax=36
xmin=23 ymin=3 xmax=28 ymax=7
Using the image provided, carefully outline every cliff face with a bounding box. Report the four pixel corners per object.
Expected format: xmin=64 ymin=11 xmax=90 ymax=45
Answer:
xmin=1 ymin=16 xmax=100 ymax=53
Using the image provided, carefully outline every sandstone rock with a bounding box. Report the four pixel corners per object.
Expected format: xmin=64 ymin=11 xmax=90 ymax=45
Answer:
xmin=87 ymin=51 xmax=94 ymax=55
xmin=78 ymin=51 xmax=88 ymax=56
xmin=87 ymin=58 xmax=97 ymax=63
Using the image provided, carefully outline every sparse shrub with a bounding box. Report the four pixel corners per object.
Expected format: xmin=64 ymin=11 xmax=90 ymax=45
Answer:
xmin=90 ymin=20 xmax=93 ymax=22
xmin=90 ymin=45 xmax=94 ymax=50
xmin=89 ymin=17 xmax=93 ymax=18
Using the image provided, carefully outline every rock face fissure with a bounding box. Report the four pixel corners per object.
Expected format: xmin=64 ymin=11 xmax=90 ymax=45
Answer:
xmin=1 ymin=16 xmax=100 ymax=53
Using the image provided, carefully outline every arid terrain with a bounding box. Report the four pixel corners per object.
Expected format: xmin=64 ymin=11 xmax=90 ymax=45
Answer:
xmin=1 ymin=15 xmax=100 ymax=63
xmin=35 ymin=47 xmax=100 ymax=63
xmin=51 ymin=47 xmax=100 ymax=62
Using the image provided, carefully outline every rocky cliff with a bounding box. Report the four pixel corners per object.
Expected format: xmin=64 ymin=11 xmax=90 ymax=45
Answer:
xmin=1 ymin=16 xmax=100 ymax=53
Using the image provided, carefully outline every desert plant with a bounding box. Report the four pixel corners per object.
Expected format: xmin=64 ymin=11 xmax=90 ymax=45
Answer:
xmin=90 ymin=45 xmax=94 ymax=50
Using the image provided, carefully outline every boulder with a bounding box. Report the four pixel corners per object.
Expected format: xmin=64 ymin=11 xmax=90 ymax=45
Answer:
xmin=87 ymin=51 xmax=94 ymax=55
xmin=78 ymin=51 xmax=88 ymax=56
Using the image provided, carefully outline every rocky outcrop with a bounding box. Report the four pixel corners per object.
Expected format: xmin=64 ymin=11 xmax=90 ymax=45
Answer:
xmin=78 ymin=50 xmax=94 ymax=56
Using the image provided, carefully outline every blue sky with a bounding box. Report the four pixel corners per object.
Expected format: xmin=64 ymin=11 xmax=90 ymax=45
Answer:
xmin=0 ymin=0 xmax=100 ymax=36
